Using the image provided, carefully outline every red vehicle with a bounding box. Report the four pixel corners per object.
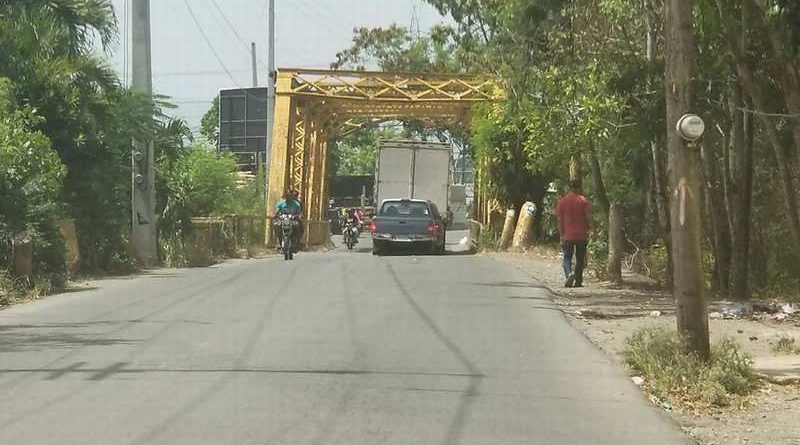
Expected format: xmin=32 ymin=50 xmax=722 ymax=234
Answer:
xmin=369 ymin=199 xmax=446 ymax=255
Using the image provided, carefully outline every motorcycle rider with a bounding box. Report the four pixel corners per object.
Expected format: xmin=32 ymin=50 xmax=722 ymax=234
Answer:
xmin=354 ymin=207 xmax=365 ymax=226
xmin=275 ymin=190 xmax=302 ymax=250
xmin=290 ymin=188 xmax=303 ymax=210
xmin=343 ymin=208 xmax=361 ymax=244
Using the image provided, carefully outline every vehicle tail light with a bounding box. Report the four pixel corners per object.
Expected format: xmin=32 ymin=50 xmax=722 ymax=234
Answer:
xmin=369 ymin=221 xmax=378 ymax=233
xmin=427 ymin=222 xmax=439 ymax=235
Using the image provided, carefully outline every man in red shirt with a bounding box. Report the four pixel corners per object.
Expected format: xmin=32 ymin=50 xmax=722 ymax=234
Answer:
xmin=555 ymin=181 xmax=592 ymax=287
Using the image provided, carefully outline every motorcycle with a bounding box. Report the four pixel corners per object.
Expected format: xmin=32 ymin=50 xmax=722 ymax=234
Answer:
xmin=273 ymin=213 xmax=299 ymax=260
xmin=342 ymin=219 xmax=359 ymax=250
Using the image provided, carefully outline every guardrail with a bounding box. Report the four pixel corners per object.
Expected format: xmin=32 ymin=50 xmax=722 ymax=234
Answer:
xmin=188 ymin=215 xmax=265 ymax=266
xmin=469 ymin=219 xmax=483 ymax=250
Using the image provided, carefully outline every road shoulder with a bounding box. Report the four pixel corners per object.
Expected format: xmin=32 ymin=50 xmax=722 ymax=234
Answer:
xmin=488 ymin=249 xmax=800 ymax=445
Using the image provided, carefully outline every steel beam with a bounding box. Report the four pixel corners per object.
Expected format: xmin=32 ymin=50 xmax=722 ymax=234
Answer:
xmin=265 ymin=68 xmax=498 ymax=247
xmin=265 ymin=73 xmax=296 ymax=245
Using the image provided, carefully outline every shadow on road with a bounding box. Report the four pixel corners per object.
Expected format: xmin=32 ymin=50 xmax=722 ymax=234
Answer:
xmin=0 ymin=319 xmax=209 ymax=354
xmin=0 ymin=324 xmax=140 ymax=354
xmin=469 ymin=281 xmax=550 ymax=290
xmin=444 ymin=249 xmax=476 ymax=257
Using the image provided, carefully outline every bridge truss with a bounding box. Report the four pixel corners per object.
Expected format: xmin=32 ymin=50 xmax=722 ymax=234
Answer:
xmin=266 ymin=69 xmax=496 ymax=246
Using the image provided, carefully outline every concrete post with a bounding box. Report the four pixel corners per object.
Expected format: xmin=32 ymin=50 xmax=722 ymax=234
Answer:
xmin=512 ymin=202 xmax=537 ymax=250
xmin=498 ymin=209 xmax=516 ymax=250
xmin=130 ymin=0 xmax=158 ymax=266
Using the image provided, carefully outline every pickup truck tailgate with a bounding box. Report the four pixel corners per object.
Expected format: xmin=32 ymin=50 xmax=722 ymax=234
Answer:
xmin=373 ymin=216 xmax=429 ymax=235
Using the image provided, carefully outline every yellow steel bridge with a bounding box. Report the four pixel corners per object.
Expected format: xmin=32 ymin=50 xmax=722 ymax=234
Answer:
xmin=266 ymin=69 xmax=497 ymax=246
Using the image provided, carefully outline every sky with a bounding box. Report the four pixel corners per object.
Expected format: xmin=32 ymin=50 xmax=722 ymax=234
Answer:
xmin=106 ymin=0 xmax=449 ymax=130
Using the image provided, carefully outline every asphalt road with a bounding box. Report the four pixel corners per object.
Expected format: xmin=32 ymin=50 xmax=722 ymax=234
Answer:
xmin=0 ymin=232 xmax=690 ymax=445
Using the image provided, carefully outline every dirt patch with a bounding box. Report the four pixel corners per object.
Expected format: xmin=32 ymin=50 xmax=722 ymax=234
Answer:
xmin=490 ymin=249 xmax=800 ymax=445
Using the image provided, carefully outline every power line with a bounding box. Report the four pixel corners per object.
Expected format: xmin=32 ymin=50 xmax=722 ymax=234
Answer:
xmin=302 ymin=0 xmax=360 ymax=31
xmin=172 ymin=100 xmax=218 ymax=104
xmin=183 ymin=0 xmax=269 ymax=105
xmin=292 ymin=0 xmax=347 ymax=37
xmin=154 ymin=69 xmax=251 ymax=78
xmin=256 ymin=1 xmax=268 ymax=25
xmin=182 ymin=0 xmax=242 ymax=87
xmin=208 ymin=0 xmax=252 ymax=54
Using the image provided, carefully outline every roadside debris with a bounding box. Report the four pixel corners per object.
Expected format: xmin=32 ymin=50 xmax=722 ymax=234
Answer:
xmin=717 ymin=302 xmax=752 ymax=319
xmin=706 ymin=301 xmax=799 ymax=323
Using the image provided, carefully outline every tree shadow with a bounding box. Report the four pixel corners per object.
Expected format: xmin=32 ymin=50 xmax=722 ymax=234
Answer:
xmin=469 ymin=281 xmax=550 ymax=290
xmin=0 ymin=322 xmax=141 ymax=354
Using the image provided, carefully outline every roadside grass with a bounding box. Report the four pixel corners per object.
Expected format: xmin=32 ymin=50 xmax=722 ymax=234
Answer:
xmin=0 ymin=269 xmax=57 ymax=308
xmin=624 ymin=327 xmax=759 ymax=412
xmin=477 ymin=227 xmax=501 ymax=252
xmin=770 ymin=336 xmax=800 ymax=354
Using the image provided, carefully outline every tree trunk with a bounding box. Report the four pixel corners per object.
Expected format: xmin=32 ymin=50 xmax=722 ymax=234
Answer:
xmin=665 ymin=0 xmax=710 ymax=358
xmin=646 ymin=158 xmax=658 ymax=238
xmin=570 ymin=151 xmax=583 ymax=192
xmin=646 ymin=14 xmax=674 ymax=289
xmin=719 ymin=0 xmax=800 ymax=254
xmin=729 ymin=84 xmax=754 ymax=300
xmin=750 ymin=0 xmax=800 ymax=160
xmin=589 ymin=146 xmax=610 ymax=215
xmin=700 ymin=140 xmax=732 ymax=298
xmin=589 ymin=145 xmax=623 ymax=282
xmin=607 ymin=203 xmax=624 ymax=283
xmin=736 ymin=67 xmax=800 ymax=252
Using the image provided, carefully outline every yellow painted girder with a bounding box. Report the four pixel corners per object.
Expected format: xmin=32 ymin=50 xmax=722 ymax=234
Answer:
xmin=283 ymin=69 xmax=496 ymax=103
xmin=266 ymin=68 xmax=498 ymax=247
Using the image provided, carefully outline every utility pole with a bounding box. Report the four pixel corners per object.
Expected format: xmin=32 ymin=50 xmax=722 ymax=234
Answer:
xmin=265 ymin=0 xmax=276 ymax=174
xmin=665 ymin=0 xmax=709 ymax=358
xmin=130 ymin=0 xmax=158 ymax=266
xmin=251 ymin=42 xmax=258 ymax=87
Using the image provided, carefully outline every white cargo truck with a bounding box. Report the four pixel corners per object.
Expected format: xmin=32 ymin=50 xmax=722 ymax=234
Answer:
xmin=375 ymin=140 xmax=451 ymax=213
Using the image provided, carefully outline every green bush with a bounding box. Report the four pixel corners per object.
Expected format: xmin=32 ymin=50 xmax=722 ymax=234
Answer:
xmin=588 ymin=235 xmax=608 ymax=280
xmin=158 ymin=144 xmax=241 ymax=266
xmin=166 ymin=145 xmax=238 ymax=217
xmin=477 ymin=226 xmax=501 ymax=251
xmin=227 ymin=166 xmax=266 ymax=217
xmin=0 ymin=78 xmax=66 ymax=277
xmin=624 ymin=327 xmax=758 ymax=410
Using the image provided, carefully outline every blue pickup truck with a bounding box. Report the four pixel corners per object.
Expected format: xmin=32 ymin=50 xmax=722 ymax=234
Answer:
xmin=369 ymin=199 xmax=446 ymax=255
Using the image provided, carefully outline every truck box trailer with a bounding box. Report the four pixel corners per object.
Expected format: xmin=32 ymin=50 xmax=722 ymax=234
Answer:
xmin=375 ymin=140 xmax=451 ymax=213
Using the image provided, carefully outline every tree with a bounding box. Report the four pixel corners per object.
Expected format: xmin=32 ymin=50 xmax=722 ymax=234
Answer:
xmin=332 ymin=24 xmax=461 ymax=73
xmin=664 ymin=0 xmax=710 ymax=357
xmin=331 ymin=127 xmax=403 ymax=176
xmin=0 ymin=0 xmax=206 ymax=274
xmin=0 ymin=0 xmax=136 ymax=271
xmin=331 ymin=25 xmax=467 ymax=180
xmin=425 ymin=0 xmax=800 ymax=302
xmin=0 ymin=79 xmax=67 ymax=274
xmin=162 ymin=145 xmax=238 ymax=218
xmin=200 ymin=96 xmax=220 ymax=146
